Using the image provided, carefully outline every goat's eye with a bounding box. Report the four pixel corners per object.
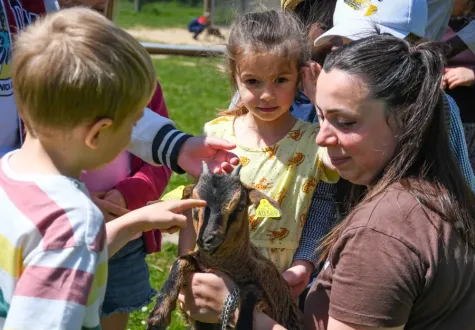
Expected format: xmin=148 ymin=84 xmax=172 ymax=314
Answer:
xmin=235 ymin=204 xmax=246 ymax=212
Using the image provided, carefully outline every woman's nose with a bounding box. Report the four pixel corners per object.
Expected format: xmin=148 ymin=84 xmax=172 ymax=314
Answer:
xmin=316 ymin=121 xmax=337 ymax=147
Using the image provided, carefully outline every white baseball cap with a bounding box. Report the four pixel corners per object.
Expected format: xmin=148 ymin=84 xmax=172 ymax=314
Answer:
xmin=314 ymin=0 xmax=428 ymax=48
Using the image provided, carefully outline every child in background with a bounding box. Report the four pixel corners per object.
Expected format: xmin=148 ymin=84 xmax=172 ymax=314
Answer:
xmin=0 ymin=8 xmax=204 ymax=330
xmin=443 ymin=0 xmax=475 ymax=171
xmin=81 ymin=83 xmax=172 ymax=330
xmin=188 ymin=12 xmax=210 ymax=40
xmin=182 ymin=10 xmax=338 ymax=299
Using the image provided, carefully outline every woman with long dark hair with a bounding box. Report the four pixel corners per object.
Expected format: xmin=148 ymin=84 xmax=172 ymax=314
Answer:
xmin=177 ymin=34 xmax=475 ymax=330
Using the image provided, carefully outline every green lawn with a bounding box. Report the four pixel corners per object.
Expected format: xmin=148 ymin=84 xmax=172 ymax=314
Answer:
xmin=116 ymin=0 xmax=204 ymax=29
xmin=129 ymin=244 xmax=188 ymax=329
xmin=154 ymin=55 xmax=232 ymax=193
xmin=128 ymin=56 xmax=232 ymax=330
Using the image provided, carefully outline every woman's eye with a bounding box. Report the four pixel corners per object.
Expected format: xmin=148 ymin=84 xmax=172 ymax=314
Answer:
xmin=246 ymin=79 xmax=258 ymax=85
xmin=276 ymin=77 xmax=288 ymax=83
xmin=337 ymin=121 xmax=356 ymax=128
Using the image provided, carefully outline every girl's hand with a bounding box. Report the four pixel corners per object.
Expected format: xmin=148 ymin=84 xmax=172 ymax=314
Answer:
xmin=301 ymin=61 xmax=322 ymax=105
xmin=444 ymin=67 xmax=475 ymax=89
xmin=104 ymin=189 xmax=127 ymax=208
xmin=178 ymin=270 xmax=238 ymax=325
xmin=91 ymin=191 xmax=129 ymax=222
xmin=282 ymin=260 xmax=313 ymax=299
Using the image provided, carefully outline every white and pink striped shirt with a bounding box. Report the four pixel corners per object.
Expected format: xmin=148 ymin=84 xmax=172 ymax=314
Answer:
xmin=0 ymin=151 xmax=107 ymax=330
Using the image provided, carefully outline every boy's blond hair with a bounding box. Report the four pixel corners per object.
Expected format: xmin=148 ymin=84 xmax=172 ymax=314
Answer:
xmin=12 ymin=7 xmax=156 ymax=134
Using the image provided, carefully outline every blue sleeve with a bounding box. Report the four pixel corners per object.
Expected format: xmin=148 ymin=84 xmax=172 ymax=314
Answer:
xmin=129 ymin=109 xmax=192 ymax=173
xmin=446 ymin=94 xmax=475 ymax=192
xmin=293 ymin=181 xmax=337 ymax=270
xmin=290 ymin=90 xmax=318 ymax=123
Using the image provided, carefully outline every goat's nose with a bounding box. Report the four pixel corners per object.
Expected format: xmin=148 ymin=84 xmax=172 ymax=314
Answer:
xmin=203 ymin=235 xmax=216 ymax=245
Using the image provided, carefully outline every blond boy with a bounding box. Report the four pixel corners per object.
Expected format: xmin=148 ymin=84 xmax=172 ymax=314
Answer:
xmin=0 ymin=7 xmax=204 ymax=330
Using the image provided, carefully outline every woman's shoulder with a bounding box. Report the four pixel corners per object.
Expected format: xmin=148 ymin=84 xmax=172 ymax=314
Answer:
xmin=344 ymin=183 xmax=440 ymax=241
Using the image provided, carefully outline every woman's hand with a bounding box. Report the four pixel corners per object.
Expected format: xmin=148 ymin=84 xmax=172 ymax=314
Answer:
xmin=282 ymin=260 xmax=314 ymax=299
xmin=178 ymin=270 xmax=237 ymax=324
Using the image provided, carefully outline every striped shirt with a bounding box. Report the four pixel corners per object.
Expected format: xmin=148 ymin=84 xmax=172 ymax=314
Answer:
xmin=0 ymin=152 xmax=107 ymax=330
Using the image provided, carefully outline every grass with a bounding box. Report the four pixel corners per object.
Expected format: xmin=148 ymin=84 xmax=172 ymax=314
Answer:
xmin=116 ymin=0 xmax=204 ymax=29
xmin=153 ymin=55 xmax=232 ymax=193
xmin=128 ymin=56 xmax=231 ymax=330
xmin=129 ymin=244 xmax=187 ymax=329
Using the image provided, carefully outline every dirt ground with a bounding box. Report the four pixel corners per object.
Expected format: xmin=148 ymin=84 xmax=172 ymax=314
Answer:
xmin=126 ymin=27 xmax=229 ymax=46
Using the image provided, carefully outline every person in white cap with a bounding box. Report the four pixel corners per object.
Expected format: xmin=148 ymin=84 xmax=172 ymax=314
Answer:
xmin=313 ymin=0 xmax=427 ymax=47
xmin=309 ymin=0 xmax=475 ymax=193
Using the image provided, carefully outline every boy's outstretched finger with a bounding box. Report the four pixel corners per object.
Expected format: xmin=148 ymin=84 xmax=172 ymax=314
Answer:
xmin=166 ymin=199 xmax=207 ymax=213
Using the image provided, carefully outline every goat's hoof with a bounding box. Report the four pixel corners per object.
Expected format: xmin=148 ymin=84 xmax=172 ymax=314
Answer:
xmin=146 ymin=322 xmax=167 ymax=330
xmin=147 ymin=313 xmax=170 ymax=330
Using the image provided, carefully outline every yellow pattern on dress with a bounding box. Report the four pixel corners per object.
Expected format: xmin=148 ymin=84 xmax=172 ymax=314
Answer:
xmin=288 ymin=152 xmax=305 ymax=168
xmin=267 ymin=228 xmax=289 ymax=244
xmin=252 ymin=177 xmax=273 ymax=190
xmin=302 ymin=177 xmax=319 ymax=194
xmin=288 ymin=129 xmax=303 ymax=141
xmin=262 ymin=145 xmax=278 ymax=159
xmin=240 ymin=156 xmax=250 ymax=167
xmin=209 ymin=116 xmax=232 ymax=125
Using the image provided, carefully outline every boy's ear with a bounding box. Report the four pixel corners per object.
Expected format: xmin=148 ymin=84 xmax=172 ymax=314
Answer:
xmin=85 ymin=118 xmax=113 ymax=149
xmin=182 ymin=184 xmax=196 ymax=199
xmin=244 ymin=184 xmax=282 ymax=218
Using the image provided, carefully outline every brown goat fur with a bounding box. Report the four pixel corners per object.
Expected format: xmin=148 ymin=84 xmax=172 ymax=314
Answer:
xmin=146 ymin=163 xmax=304 ymax=330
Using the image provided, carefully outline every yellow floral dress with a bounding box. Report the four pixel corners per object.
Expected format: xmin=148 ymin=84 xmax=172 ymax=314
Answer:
xmin=203 ymin=116 xmax=339 ymax=272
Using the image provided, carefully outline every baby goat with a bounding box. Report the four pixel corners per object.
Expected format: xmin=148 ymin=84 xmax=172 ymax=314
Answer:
xmin=147 ymin=163 xmax=304 ymax=330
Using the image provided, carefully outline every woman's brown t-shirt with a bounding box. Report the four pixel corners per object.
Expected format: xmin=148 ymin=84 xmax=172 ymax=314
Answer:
xmin=305 ymin=184 xmax=475 ymax=330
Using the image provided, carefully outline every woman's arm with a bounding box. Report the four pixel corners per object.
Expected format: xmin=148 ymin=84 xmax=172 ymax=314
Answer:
xmin=327 ymin=318 xmax=404 ymax=330
xmin=178 ymin=271 xmax=288 ymax=329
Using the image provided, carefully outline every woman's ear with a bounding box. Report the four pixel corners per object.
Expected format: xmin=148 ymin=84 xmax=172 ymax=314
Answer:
xmin=84 ymin=118 xmax=113 ymax=149
xmin=387 ymin=112 xmax=402 ymax=134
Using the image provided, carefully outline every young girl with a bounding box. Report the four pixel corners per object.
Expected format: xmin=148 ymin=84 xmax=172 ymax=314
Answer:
xmin=79 ymin=1 xmax=172 ymax=329
xmin=195 ymin=10 xmax=338 ymax=297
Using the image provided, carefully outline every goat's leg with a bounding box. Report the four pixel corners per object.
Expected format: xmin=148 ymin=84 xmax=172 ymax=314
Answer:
xmin=147 ymin=254 xmax=199 ymax=330
xmin=234 ymin=283 xmax=264 ymax=330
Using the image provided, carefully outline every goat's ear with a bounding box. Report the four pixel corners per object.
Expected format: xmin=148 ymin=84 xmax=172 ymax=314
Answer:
xmin=244 ymin=185 xmax=282 ymax=217
xmin=182 ymin=184 xmax=196 ymax=200
xmin=147 ymin=184 xmax=196 ymax=205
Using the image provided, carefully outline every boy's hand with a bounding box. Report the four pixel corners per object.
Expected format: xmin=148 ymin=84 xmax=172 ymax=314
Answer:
xmin=178 ymin=136 xmax=240 ymax=177
xmin=91 ymin=191 xmax=129 ymax=222
xmin=444 ymin=67 xmax=475 ymax=89
xmin=282 ymin=260 xmax=314 ymax=299
xmin=136 ymin=199 xmax=206 ymax=234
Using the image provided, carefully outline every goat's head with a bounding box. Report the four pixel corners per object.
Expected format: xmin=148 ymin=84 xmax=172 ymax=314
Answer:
xmin=182 ymin=162 xmax=281 ymax=254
